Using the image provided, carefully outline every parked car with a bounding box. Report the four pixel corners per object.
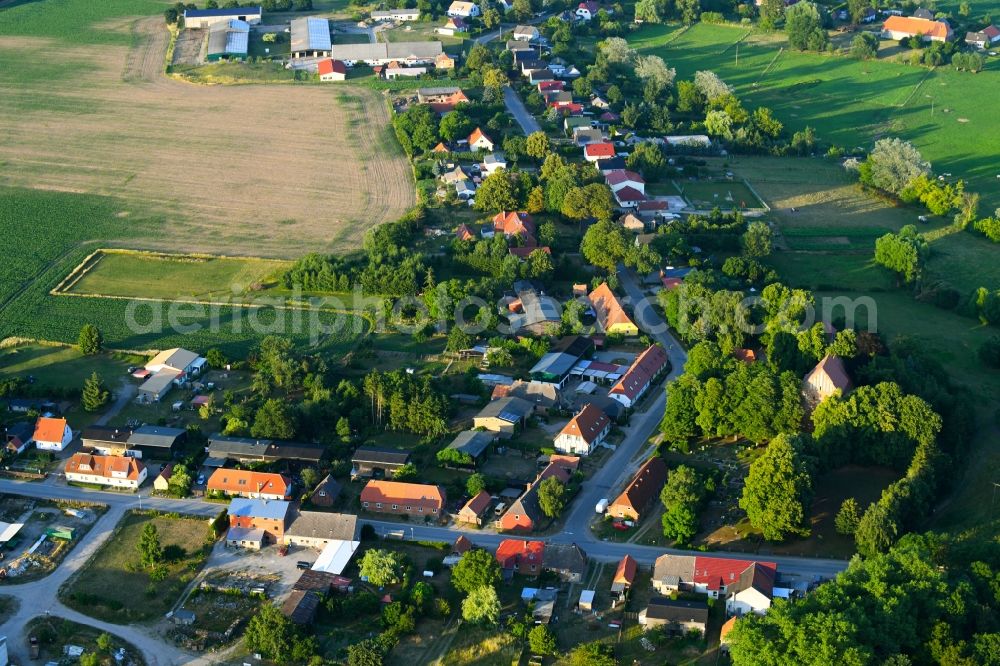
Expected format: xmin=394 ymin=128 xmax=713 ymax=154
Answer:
xmin=296 ymin=561 xmax=312 ymax=570
xmin=196 ymin=474 xmax=206 ymax=485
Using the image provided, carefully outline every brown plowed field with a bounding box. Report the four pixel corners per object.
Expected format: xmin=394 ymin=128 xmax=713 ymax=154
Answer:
xmin=0 ymin=17 xmax=413 ymax=257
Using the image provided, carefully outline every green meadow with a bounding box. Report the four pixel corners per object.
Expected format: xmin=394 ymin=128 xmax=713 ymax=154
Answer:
xmin=631 ymin=22 xmax=1000 ymax=212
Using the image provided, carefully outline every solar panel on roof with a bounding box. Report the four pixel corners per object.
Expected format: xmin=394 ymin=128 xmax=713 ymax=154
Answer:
xmin=499 ymin=411 xmax=520 ymax=422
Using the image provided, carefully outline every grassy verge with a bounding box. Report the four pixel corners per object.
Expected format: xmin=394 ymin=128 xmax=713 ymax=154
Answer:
xmin=60 ymin=511 xmax=214 ymax=623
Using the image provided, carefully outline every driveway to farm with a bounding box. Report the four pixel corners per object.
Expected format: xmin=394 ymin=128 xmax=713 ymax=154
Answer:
xmin=94 ymin=379 xmax=137 ymax=426
xmin=503 ymin=85 xmax=541 ymax=135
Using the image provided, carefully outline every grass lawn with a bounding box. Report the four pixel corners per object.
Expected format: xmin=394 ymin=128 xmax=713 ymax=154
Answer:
xmin=65 ymin=250 xmax=290 ymax=301
xmin=380 ymin=21 xmax=466 ymax=47
xmin=674 ymin=179 xmax=764 ymax=209
xmin=0 ymin=344 xmax=142 ymax=389
xmin=438 ymin=624 xmax=521 ymax=666
xmin=0 ymin=0 xmax=172 ymax=45
xmin=631 ymin=22 xmax=1000 ymax=212
xmin=26 ymin=615 xmax=147 ymax=666
xmin=61 ymin=511 xmax=213 ymax=623
xmin=333 ymin=32 xmax=372 ymax=44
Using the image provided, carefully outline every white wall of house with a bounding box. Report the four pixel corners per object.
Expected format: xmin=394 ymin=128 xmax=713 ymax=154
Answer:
xmin=727 ymin=588 xmax=771 ymax=616
xmin=66 ymin=467 xmax=146 ymax=490
xmin=553 ymin=433 xmax=591 ymax=455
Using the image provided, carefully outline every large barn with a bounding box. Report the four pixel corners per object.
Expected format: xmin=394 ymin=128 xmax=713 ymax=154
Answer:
xmin=206 ymin=19 xmax=250 ymax=61
xmin=291 ymin=17 xmax=333 ymax=59
xmin=183 ymin=6 xmax=262 ymax=29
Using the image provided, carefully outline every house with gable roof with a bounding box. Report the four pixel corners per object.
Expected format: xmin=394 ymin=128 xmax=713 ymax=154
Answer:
xmin=588 ymin=282 xmax=639 ymax=336
xmin=608 ymin=455 xmax=666 ymax=520
xmin=468 ymin=127 xmax=495 ymax=151
xmin=609 ymin=344 xmax=669 ymax=408
xmin=32 ymin=417 xmax=72 ymax=452
xmin=553 ymin=403 xmax=611 ymax=455
xmin=802 ymin=354 xmax=852 ymax=403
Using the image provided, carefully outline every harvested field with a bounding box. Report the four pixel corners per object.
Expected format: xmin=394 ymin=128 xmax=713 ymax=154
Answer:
xmin=0 ymin=11 xmax=414 ymax=259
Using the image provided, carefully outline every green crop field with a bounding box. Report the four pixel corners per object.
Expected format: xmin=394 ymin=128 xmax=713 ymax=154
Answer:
xmin=631 ymin=22 xmax=1000 ymax=212
xmin=64 ymin=251 xmax=290 ymax=301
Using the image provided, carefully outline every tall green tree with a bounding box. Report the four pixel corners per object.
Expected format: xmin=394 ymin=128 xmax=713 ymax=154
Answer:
xmin=462 ymin=585 xmax=501 ymax=624
xmin=244 ymin=603 xmax=294 ymax=663
xmin=251 ymin=398 xmax=297 ymax=439
xmin=78 ymin=324 xmax=103 ymax=355
xmin=359 ymin=549 xmax=403 ymax=587
xmin=785 ymin=2 xmax=828 ymax=51
xmin=529 ymin=625 xmax=557 ymax=655
xmin=742 ymin=221 xmax=773 ymax=257
xmin=525 ymin=131 xmax=551 ymax=160
xmin=660 ymin=465 xmax=705 ymax=544
xmin=537 ymin=476 xmax=567 ymax=518
xmin=739 ymin=434 xmax=813 ymax=540
xmin=137 ymin=522 xmax=163 ymax=569
xmin=81 ymin=372 xmax=110 ymax=412
xmin=451 ymin=548 xmax=501 ymax=594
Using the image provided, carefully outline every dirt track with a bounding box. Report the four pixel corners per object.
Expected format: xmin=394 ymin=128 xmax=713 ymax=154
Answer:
xmin=0 ymin=18 xmax=414 ymax=257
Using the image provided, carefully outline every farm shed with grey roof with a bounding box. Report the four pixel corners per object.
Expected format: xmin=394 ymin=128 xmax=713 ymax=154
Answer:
xmin=445 ymin=430 xmax=495 ymax=461
xmin=207 ymin=19 xmax=250 ymax=61
xmin=327 ymin=41 xmax=443 ymax=66
xmin=128 ymin=425 xmax=186 ymax=458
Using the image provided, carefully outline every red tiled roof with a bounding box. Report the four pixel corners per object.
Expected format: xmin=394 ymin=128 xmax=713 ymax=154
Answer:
xmin=883 ymin=15 xmax=951 ymax=39
xmin=33 ymin=417 xmax=68 ymax=443
xmin=538 ymin=80 xmax=564 ymax=92
xmin=493 ymin=211 xmax=535 ymax=237
xmin=613 ymin=554 xmax=637 ymax=586
xmin=65 ymin=453 xmax=145 ymax=482
xmin=548 ymin=454 xmax=580 ymax=471
xmin=734 ymin=348 xmax=757 ymax=363
xmin=558 ymin=403 xmax=610 ymax=446
xmin=208 ymin=469 xmax=291 ymax=497
xmin=461 ymin=490 xmax=492 ymax=516
xmin=538 ymin=461 xmax=571 ymax=484
xmin=361 ymin=480 xmax=445 ymax=510
xmin=692 ymin=556 xmax=777 ymax=593
xmin=610 ymin=345 xmax=669 ymax=401
xmin=456 ymin=223 xmax=475 ymax=241
xmin=453 ymin=534 xmax=473 ymax=554
xmin=584 ymin=142 xmax=616 ymax=158
xmin=495 ymin=538 xmax=544 ymax=569
xmin=605 ymin=169 xmax=644 ymax=186
xmin=614 ymin=185 xmax=647 ymax=203
xmin=317 ymin=59 xmax=346 ymax=75
xmin=637 ymin=200 xmax=668 ymax=211
xmin=468 ymin=127 xmax=493 ymax=146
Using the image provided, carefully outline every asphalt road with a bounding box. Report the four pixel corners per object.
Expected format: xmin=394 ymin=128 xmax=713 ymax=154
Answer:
xmin=503 ymin=85 xmax=541 ymax=135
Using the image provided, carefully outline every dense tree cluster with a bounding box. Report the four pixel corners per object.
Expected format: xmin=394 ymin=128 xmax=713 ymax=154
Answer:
xmin=874 ymin=225 xmax=929 ymax=284
xmin=728 ymin=533 xmax=1000 ymax=665
xmin=362 ymin=369 xmax=451 ymax=437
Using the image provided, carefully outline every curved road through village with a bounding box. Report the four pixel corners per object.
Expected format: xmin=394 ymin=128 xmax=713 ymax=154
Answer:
xmin=0 ymin=269 xmax=848 ymax=663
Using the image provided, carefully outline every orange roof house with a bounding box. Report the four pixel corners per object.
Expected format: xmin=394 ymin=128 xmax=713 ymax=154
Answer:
xmin=609 ymin=456 xmax=667 ymax=521
xmin=467 ymin=127 xmax=495 ymax=151
xmin=432 ymin=141 xmax=451 ymax=153
xmin=493 ymin=211 xmax=535 ymax=239
xmin=584 ymin=142 xmax=616 ymax=162
xmin=457 ymin=490 xmax=492 ymax=525
xmin=611 ymin=554 xmax=637 ymax=593
xmin=553 ymin=403 xmax=611 ymax=455
xmin=207 ymin=469 xmax=292 ymax=500
xmin=588 ymin=283 xmax=638 ymax=336
xmin=360 ymin=480 xmax=446 ymax=516
xmin=32 ymin=416 xmax=72 ymax=451
xmin=65 ymin=453 xmax=147 ymax=489
xmin=456 ymin=223 xmax=476 ymax=241
xmin=317 ymin=58 xmax=347 ymax=81
xmin=882 ymin=15 xmax=952 ymax=41
xmin=496 ymin=538 xmax=545 ymax=576
xmin=733 ymin=348 xmax=757 ymax=363
xmin=802 ymin=355 xmax=852 ymax=403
